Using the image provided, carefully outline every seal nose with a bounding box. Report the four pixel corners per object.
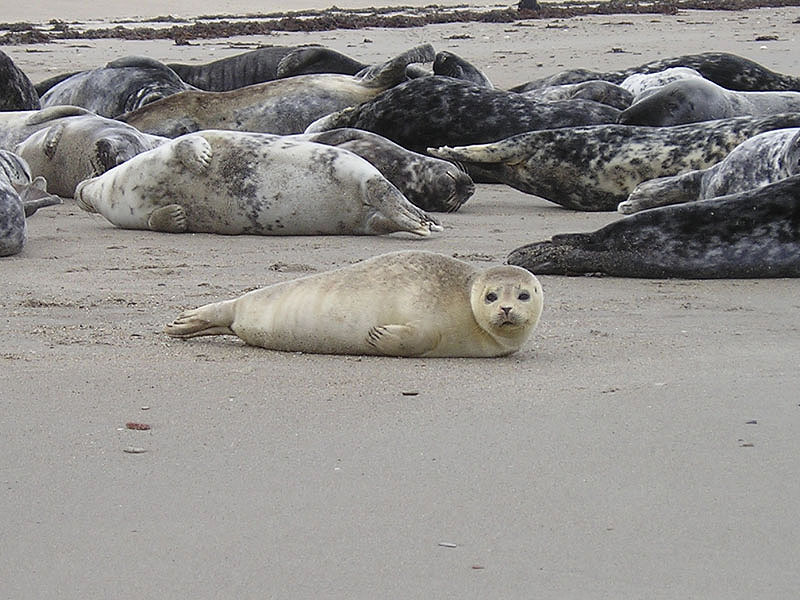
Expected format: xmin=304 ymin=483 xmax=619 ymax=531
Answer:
xmin=500 ymin=306 xmax=512 ymax=316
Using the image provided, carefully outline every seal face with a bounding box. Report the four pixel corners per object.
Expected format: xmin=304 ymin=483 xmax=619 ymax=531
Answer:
xmin=299 ymin=128 xmax=474 ymax=212
xmin=508 ymin=175 xmax=800 ymax=279
xmin=120 ymin=44 xmax=435 ymax=137
xmin=39 ymin=56 xmax=194 ymax=118
xmin=14 ymin=113 xmax=167 ymax=198
xmin=433 ymin=51 xmax=494 ymax=88
xmin=165 ymin=251 xmax=544 ymax=357
xmin=619 ymin=127 xmax=800 ymax=214
xmin=428 ymin=113 xmax=800 ymax=211
xmin=618 ymin=78 xmax=800 ymax=126
xmin=74 ymin=130 xmax=441 ymax=237
xmin=304 ymin=76 xmax=620 ymax=155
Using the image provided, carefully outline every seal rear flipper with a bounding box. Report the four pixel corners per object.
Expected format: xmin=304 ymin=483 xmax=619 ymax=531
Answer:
xmin=165 ymin=300 xmax=237 ymax=339
xmin=148 ymin=204 xmax=188 ymax=233
xmin=618 ymin=169 xmax=706 ymax=214
xmin=507 ymin=234 xmax=599 ymax=275
xmin=24 ymin=105 xmax=90 ymax=126
xmin=14 ymin=178 xmax=62 ymax=217
xmin=366 ymin=324 xmax=440 ymax=357
xmin=354 ymin=44 xmax=435 ymax=89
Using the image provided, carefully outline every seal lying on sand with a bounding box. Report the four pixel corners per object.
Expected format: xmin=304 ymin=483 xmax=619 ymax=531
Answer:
xmin=75 ymin=130 xmax=441 ymax=237
xmin=510 ymin=52 xmax=800 ymax=92
xmin=165 ymin=251 xmax=543 ymax=357
xmin=618 ymin=78 xmax=800 ymax=126
xmin=305 ymin=76 xmax=621 ymax=155
xmin=428 ymin=113 xmax=800 ymax=211
xmin=519 ymin=80 xmax=633 ymax=110
xmin=619 ymin=127 xmax=800 ymax=214
xmin=0 ymin=150 xmax=61 ymax=257
xmin=39 ymin=57 xmax=194 ymax=118
xmin=0 ymin=50 xmax=40 ymax=111
xmin=507 ymin=175 xmax=800 ymax=279
xmin=120 ymin=44 xmax=435 ymax=137
xmin=15 ymin=113 xmax=167 ymax=198
xmin=298 ymin=128 xmax=474 ymax=212
xmin=0 ymin=106 xmax=92 ymax=150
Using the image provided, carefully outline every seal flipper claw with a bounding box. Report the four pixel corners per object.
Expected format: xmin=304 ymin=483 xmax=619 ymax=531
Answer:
xmin=148 ymin=204 xmax=188 ymax=232
xmin=366 ymin=323 xmax=439 ymax=356
xmin=173 ymin=135 xmax=212 ymax=174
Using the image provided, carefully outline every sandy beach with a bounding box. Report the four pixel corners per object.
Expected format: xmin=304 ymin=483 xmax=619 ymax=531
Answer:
xmin=2 ymin=4 xmax=800 ymax=598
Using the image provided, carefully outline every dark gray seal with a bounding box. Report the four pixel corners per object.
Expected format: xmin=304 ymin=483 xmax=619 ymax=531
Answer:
xmin=620 ymin=127 xmax=800 ymax=214
xmin=432 ymin=51 xmax=493 ymax=89
xmin=298 ymin=128 xmax=474 ymax=212
xmin=0 ymin=150 xmax=61 ymax=257
xmin=39 ymin=57 xmax=194 ymax=118
xmin=167 ymin=45 xmax=367 ymax=91
xmin=305 ymin=76 xmax=621 ymax=156
xmin=14 ymin=113 xmax=167 ymax=198
xmin=428 ymin=113 xmax=800 ymax=211
xmin=510 ymin=52 xmax=800 ymax=93
xmin=519 ymin=80 xmax=633 ymax=110
xmin=618 ymin=78 xmax=800 ymax=126
xmin=120 ymin=44 xmax=435 ymax=137
xmin=0 ymin=50 xmax=40 ymax=111
xmin=508 ymin=175 xmax=800 ymax=279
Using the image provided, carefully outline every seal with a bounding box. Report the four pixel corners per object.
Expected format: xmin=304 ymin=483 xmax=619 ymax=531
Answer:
xmin=618 ymin=78 xmax=800 ymax=126
xmin=298 ymin=128 xmax=474 ymax=212
xmin=0 ymin=50 xmax=40 ymax=111
xmin=619 ymin=127 xmax=800 ymax=214
xmin=39 ymin=56 xmax=194 ymax=118
xmin=119 ymin=44 xmax=435 ymax=137
xmin=428 ymin=113 xmax=800 ymax=211
xmin=14 ymin=113 xmax=167 ymax=198
xmin=619 ymin=67 xmax=703 ymax=98
xmin=519 ymin=80 xmax=633 ymax=110
xmin=508 ymin=175 xmax=800 ymax=278
xmin=0 ymin=106 xmax=92 ymax=151
xmin=432 ymin=51 xmax=494 ymax=88
xmin=0 ymin=150 xmax=61 ymax=257
xmin=167 ymin=45 xmax=367 ymax=91
xmin=74 ymin=130 xmax=442 ymax=237
xmin=510 ymin=52 xmax=800 ymax=93
xmin=304 ymin=76 xmax=621 ymax=156
xmin=164 ymin=250 xmax=543 ymax=357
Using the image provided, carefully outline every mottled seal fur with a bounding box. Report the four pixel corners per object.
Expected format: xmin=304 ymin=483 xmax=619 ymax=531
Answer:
xmin=74 ymin=130 xmax=441 ymax=237
xmin=428 ymin=113 xmax=800 ymax=211
xmin=432 ymin=51 xmax=493 ymax=88
xmin=165 ymin=251 xmax=543 ymax=357
xmin=0 ymin=50 xmax=40 ymax=111
xmin=510 ymin=52 xmax=800 ymax=92
xmin=0 ymin=151 xmax=61 ymax=257
xmin=618 ymin=78 xmax=800 ymax=126
xmin=14 ymin=113 xmax=167 ymax=198
xmin=39 ymin=57 xmax=194 ymax=118
xmin=520 ymin=80 xmax=633 ymax=110
xmin=620 ymin=127 xmax=800 ymax=214
xmin=305 ymin=76 xmax=621 ymax=156
xmin=297 ymin=128 xmax=474 ymax=212
xmin=620 ymin=67 xmax=703 ymax=98
xmin=119 ymin=44 xmax=435 ymax=137
xmin=508 ymin=175 xmax=800 ymax=279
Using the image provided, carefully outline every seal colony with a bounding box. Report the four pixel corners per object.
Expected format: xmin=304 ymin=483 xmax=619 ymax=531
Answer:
xmin=165 ymin=251 xmax=543 ymax=357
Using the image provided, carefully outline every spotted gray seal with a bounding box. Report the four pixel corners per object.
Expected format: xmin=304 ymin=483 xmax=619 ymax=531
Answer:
xmin=165 ymin=251 xmax=543 ymax=357
xmin=119 ymin=44 xmax=435 ymax=137
xmin=0 ymin=50 xmax=40 ymax=111
xmin=39 ymin=56 xmax=194 ymax=118
xmin=618 ymin=78 xmax=800 ymax=126
xmin=508 ymin=175 xmax=800 ymax=279
xmin=519 ymin=80 xmax=633 ymax=110
xmin=619 ymin=127 xmax=800 ymax=214
xmin=510 ymin=52 xmax=800 ymax=93
xmin=304 ymin=76 xmax=621 ymax=156
xmin=428 ymin=113 xmax=800 ymax=211
xmin=619 ymin=67 xmax=703 ymax=98
xmin=297 ymin=128 xmax=474 ymax=212
xmin=74 ymin=130 xmax=441 ymax=237
xmin=14 ymin=113 xmax=167 ymax=198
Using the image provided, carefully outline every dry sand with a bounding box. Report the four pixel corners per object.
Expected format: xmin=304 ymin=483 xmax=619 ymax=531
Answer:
xmin=2 ymin=5 xmax=800 ymax=599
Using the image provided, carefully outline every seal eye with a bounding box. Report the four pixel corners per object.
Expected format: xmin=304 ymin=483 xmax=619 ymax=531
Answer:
xmin=518 ymin=292 xmax=530 ymax=301
xmin=485 ymin=292 xmax=498 ymax=303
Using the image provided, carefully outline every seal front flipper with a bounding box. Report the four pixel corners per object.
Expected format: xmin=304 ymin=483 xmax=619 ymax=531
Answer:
xmin=366 ymin=323 xmax=440 ymax=357
xmin=165 ymin=299 xmax=237 ymax=338
xmin=148 ymin=204 xmax=188 ymax=232
xmin=173 ymin=135 xmax=212 ymax=174
xmin=619 ymin=169 xmax=705 ymax=214
xmin=17 ymin=177 xmax=62 ymax=217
